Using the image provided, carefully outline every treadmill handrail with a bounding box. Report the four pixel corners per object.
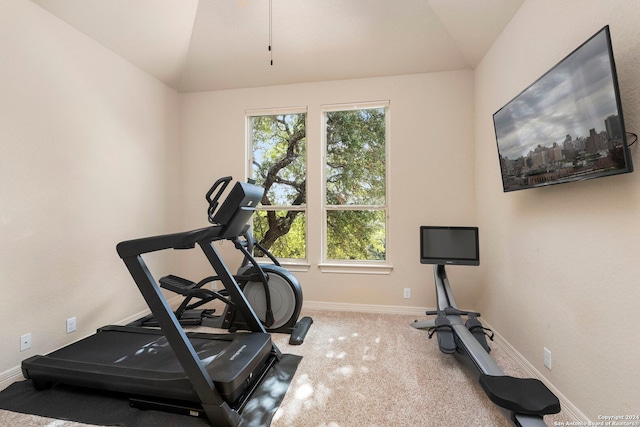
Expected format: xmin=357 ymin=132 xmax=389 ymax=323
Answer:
xmin=116 ymin=224 xmax=249 ymax=258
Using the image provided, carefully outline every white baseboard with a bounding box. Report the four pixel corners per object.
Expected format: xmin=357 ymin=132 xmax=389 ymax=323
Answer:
xmin=484 ymin=320 xmax=590 ymax=423
xmin=303 ymin=300 xmax=428 ymax=316
xmin=0 ymin=367 xmax=24 ymax=392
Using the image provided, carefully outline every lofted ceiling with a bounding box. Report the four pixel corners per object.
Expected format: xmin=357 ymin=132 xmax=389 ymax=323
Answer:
xmin=30 ymin=0 xmax=523 ymax=93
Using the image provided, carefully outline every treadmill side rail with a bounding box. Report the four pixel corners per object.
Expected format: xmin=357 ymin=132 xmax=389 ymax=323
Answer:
xmin=115 ymin=225 xmax=279 ymax=426
xmin=121 ymin=254 xmax=223 ymax=398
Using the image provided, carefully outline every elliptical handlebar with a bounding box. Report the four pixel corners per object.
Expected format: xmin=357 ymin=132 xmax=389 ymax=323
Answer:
xmin=237 ymin=230 xmax=281 ymax=268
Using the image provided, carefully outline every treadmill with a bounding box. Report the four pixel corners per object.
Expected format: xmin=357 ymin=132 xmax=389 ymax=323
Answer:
xmin=22 ymin=178 xmax=281 ymax=427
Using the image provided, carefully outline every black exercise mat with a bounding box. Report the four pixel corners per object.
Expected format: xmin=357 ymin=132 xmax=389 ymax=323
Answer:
xmin=0 ymin=354 xmax=301 ymax=427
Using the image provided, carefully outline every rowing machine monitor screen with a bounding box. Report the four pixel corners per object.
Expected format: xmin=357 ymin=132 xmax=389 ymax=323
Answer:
xmin=420 ymin=226 xmax=479 ymax=266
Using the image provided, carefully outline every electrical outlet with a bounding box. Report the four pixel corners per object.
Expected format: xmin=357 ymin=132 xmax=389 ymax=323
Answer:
xmin=403 ymin=288 xmax=411 ymax=299
xmin=66 ymin=317 xmax=77 ymax=334
xmin=20 ymin=333 xmax=32 ymax=351
xmin=544 ymin=347 xmax=552 ymax=370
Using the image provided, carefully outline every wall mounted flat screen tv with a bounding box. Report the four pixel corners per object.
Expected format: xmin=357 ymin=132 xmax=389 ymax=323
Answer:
xmin=493 ymin=25 xmax=633 ymax=192
xmin=420 ymin=226 xmax=479 ymax=266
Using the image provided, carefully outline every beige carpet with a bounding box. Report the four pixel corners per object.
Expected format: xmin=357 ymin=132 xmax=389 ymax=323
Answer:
xmin=0 ymin=309 xmax=567 ymax=426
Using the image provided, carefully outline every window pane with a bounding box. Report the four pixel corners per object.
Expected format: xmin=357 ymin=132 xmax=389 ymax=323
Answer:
xmin=251 ymin=114 xmax=306 ymax=206
xmin=326 ymin=210 xmax=386 ymax=261
xmin=253 ymin=210 xmax=306 ymax=259
xmin=326 ymin=108 xmax=386 ymax=205
xmin=250 ymin=112 xmax=306 ymax=261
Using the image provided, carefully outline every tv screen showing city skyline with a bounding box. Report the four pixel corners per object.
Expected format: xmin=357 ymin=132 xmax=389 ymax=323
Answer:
xmin=493 ymin=26 xmax=633 ymax=192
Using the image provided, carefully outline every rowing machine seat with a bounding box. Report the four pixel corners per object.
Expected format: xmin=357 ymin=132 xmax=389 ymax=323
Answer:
xmin=479 ymin=374 xmax=561 ymax=415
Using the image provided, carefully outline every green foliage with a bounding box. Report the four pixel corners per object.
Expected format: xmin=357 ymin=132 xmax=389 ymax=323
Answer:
xmin=326 ymin=108 xmax=386 ymax=205
xmin=326 ymin=210 xmax=386 ymax=260
xmin=253 ymin=210 xmax=306 ymax=258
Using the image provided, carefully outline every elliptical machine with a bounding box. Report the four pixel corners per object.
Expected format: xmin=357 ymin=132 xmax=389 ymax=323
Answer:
xmin=131 ymin=177 xmax=312 ymax=345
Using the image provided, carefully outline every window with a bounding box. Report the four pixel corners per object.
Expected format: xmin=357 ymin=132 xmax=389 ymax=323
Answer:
xmin=323 ymin=102 xmax=389 ymax=263
xmin=247 ymin=109 xmax=307 ymax=260
xmin=247 ymin=102 xmax=390 ymax=272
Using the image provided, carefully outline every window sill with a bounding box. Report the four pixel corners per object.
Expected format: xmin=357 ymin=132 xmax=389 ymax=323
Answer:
xmin=318 ymin=263 xmax=393 ymax=275
xmin=276 ymin=261 xmax=311 ymax=273
xmin=254 ymin=260 xmax=393 ymax=275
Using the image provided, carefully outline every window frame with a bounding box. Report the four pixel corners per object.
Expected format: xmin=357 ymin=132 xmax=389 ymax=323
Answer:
xmin=245 ymin=106 xmax=310 ymax=270
xmin=319 ymin=101 xmax=392 ymax=274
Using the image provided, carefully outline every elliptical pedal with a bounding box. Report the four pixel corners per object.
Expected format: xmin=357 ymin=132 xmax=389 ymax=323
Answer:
xmin=159 ymin=274 xmax=197 ymax=293
xmin=288 ymin=316 xmax=313 ymax=345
